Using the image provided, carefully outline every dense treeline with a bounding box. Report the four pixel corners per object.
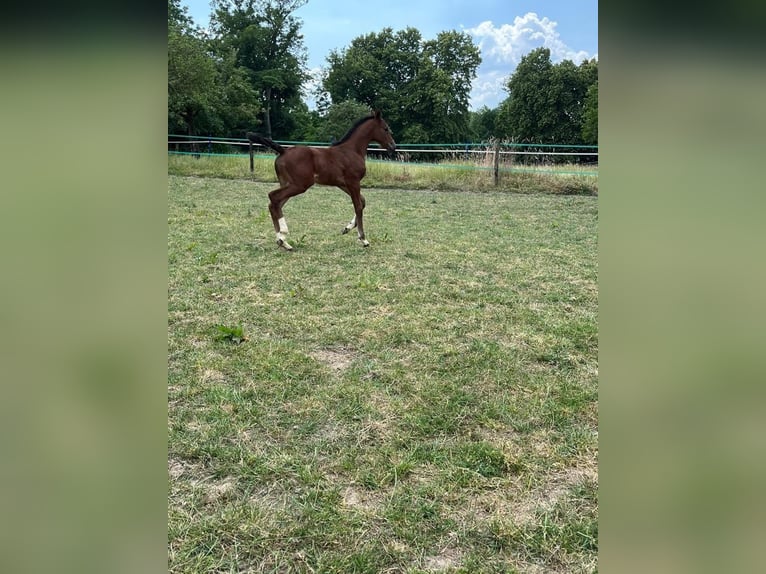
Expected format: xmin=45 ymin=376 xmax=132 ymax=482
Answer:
xmin=168 ymin=0 xmax=597 ymax=145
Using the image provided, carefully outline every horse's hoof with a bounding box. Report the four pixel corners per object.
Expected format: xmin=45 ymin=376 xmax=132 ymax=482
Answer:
xmin=361 ymin=240 xmax=370 ymax=248
xmin=341 ymin=227 xmax=349 ymax=235
xmin=277 ymin=239 xmax=293 ymax=251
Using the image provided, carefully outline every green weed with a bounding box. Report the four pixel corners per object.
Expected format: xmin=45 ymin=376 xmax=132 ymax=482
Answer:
xmin=212 ymin=324 xmax=246 ymax=344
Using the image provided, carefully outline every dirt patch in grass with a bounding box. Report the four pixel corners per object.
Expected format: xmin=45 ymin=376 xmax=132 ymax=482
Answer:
xmin=449 ymin=456 xmax=597 ymax=527
xmin=525 ymin=463 xmax=596 ymax=524
xmin=311 ymin=347 xmax=356 ymax=374
xmin=168 ymin=457 xmax=194 ymax=480
xmin=200 ymin=368 xmax=225 ymax=384
xmin=201 ymin=476 xmax=237 ymax=504
xmin=423 ymin=546 xmax=462 ymax=571
xmin=248 ymin=485 xmax=292 ymax=515
xmin=341 ymin=485 xmax=384 ymax=513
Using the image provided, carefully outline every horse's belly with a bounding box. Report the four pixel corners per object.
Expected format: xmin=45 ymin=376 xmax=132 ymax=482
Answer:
xmin=315 ymin=173 xmax=340 ymax=186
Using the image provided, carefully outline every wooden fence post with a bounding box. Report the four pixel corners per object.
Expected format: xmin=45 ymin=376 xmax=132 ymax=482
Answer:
xmin=493 ymin=139 xmax=500 ymax=186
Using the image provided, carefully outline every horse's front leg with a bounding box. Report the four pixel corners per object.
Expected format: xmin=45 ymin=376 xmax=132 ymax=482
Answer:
xmin=339 ymin=186 xmax=369 ymax=247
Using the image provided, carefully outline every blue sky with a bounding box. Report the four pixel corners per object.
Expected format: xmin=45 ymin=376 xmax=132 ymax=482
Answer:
xmin=180 ymin=0 xmax=598 ymax=110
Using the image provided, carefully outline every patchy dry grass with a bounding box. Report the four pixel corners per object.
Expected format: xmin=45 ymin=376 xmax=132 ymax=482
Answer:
xmin=167 ymin=152 xmax=598 ymax=196
xmin=168 ymin=175 xmax=598 ymax=573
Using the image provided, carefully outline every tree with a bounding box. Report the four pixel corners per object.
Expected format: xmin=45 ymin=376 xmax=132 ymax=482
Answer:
xmin=418 ymin=31 xmax=481 ymax=141
xmin=210 ymin=0 xmax=309 ymax=139
xmin=316 ymin=100 xmax=372 ymax=143
xmin=168 ymin=26 xmax=221 ymax=136
xmin=168 ymin=0 xmax=194 ymax=33
xmin=322 ymin=27 xmax=421 ymax=130
xmin=496 ymin=47 xmax=555 ymax=141
xmin=495 ymin=48 xmax=598 ymax=145
xmin=215 ymin=49 xmax=263 ymax=138
xmin=168 ymin=2 xmax=262 ymax=138
xmin=581 ymin=81 xmax=598 ymax=145
xmin=322 ymin=27 xmax=481 ymax=143
xmin=284 ymin=103 xmax=321 ymax=141
xmin=469 ymin=106 xmax=499 ymax=141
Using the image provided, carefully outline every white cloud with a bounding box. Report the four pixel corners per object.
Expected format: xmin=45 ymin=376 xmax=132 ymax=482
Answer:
xmin=469 ymin=70 xmax=508 ymax=110
xmin=466 ymin=13 xmax=594 ymax=66
xmin=463 ymin=12 xmax=596 ymax=109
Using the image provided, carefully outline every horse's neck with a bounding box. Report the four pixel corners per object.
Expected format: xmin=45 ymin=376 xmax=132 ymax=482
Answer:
xmin=343 ymin=126 xmax=374 ymax=154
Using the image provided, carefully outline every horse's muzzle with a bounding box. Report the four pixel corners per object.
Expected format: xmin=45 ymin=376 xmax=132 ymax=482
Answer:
xmin=387 ymin=143 xmax=397 ymax=152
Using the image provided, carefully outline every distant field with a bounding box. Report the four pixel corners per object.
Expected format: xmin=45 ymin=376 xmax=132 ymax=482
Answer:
xmin=168 ymin=175 xmax=598 ymax=573
xmin=167 ymin=152 xmax=598 ymax=196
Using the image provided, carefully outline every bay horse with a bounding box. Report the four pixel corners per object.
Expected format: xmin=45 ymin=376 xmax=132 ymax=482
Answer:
xmin=247 ymin=109 xmax=396 ymax=250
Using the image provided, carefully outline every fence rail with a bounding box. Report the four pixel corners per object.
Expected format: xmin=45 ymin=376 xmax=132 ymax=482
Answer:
xmin=168 ymin=140 xmax=598 ymax=157
xmin=168 ymin=135 xmax=598 ymax=183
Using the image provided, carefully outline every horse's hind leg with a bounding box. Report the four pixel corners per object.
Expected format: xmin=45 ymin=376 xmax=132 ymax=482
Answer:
xmin=341 ymin=214 xmax=356 ymax=235
xmin=268 ymin=186 xmax=296 ymax=250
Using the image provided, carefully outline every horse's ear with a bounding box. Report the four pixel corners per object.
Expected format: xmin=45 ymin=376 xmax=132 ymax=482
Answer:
xmin=373 ymin=109 xmax=382 ymax=119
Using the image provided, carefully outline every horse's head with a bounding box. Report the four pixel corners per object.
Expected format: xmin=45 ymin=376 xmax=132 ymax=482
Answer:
xmin=371 ymin=109 xmax=396 ymax=152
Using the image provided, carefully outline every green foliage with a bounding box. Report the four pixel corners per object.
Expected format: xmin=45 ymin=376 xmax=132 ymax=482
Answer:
xmin=469 ymin=106 xmax=499 ymax=141
xmin=168 ymin=0 xmax=194 ymax=32
xmin=168 ymin=0 xmax=311 ymax=139
xmin=419 ymin=30 xmax=482 ymax=141
xmin=168 ymin=24 xmax=262 ymax=138
xmin=582 ymin=81 xmax=598 ymax=144
xmin=215 ymin=49 xmax=263 ymax=138
xmin=496 ymin=48 xmax=554 ymax=141
xmin=322 ymin=27 xmax=481 ymax=143
xmin=496 ymin=47 xmax=598 ymax=145
xmin=210 ymin=0 xmax=309 ymax=139
xmin=284 ymin=103 xmax=322 ymax=141
xmin=167 ymin=27 xmax=222 ymax=135
xmin=316 ymin=100 xmax=373 ymax=142
xmin=402 ymin=123 xmax=430 ymax=144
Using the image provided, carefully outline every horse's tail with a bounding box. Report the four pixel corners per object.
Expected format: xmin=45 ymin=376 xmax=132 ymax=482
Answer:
xmin=246 ymin=132 xmax=285 ymax=155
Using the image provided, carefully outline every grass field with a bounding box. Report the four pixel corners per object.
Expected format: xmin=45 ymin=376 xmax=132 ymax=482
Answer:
xmin=168 ymin=175 xmax=598 ymax=573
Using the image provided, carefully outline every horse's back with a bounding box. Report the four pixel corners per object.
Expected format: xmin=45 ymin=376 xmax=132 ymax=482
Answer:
xmin=279 ymin=145 xmax=314 ymax=163
xmin=276 ymin=144 xmax=364 ymax=188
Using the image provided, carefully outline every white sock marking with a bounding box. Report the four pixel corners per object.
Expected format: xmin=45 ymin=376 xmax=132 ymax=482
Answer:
xmin=278 ymin=217 xmax=288 ymax=233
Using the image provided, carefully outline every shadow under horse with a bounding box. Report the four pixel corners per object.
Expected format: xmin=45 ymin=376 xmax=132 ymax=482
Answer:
xmin=247 ymin=110 xmax=396 ymax=250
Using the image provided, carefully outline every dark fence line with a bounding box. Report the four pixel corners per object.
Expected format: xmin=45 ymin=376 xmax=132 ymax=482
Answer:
xmin=167 ymin=133 xmax=598 ymax=149
xmin=168 ymin=134 xmax=599 ymax=183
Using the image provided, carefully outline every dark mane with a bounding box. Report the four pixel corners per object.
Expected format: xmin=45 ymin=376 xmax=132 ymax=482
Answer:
xmin=331 ymin=115 xmax=374 ymax=146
